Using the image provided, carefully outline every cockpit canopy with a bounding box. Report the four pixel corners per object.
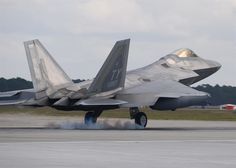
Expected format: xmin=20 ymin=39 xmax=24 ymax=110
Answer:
xmin=172 ymin=48 xmax=198 ymax=58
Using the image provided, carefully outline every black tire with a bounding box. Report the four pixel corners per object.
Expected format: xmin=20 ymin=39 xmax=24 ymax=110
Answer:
xmin=84 ymin=112 xmax=97 ymax=125
xmin=134 ymin=112 xmax=147 ymax=128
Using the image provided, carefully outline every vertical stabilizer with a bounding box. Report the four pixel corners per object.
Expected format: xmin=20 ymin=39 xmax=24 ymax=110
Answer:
xmin=88 ymin=39 xmax=130 ymax=94
xmin=24 ymin=40 xmax=73 ymax=99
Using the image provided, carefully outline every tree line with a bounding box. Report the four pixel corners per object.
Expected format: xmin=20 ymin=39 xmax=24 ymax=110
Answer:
xmin=0 ymin=77 xmax=235 ymax=106
xmin=194 ymin=84 xmax=236 ymax=106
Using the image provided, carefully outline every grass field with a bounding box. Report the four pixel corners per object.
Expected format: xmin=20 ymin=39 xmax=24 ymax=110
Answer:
xmin=0 ymin=106 xmax=236 ymax=121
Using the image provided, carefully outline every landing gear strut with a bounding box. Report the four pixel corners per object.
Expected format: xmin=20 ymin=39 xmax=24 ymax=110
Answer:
xmin=84 ymin=110 xmax=103 ymax=125
xmin=129 ymin=107 xmax=148 ymax=128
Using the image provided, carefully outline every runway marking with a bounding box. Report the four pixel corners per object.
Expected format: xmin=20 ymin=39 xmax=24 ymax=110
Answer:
xmin=1 ymin=139 xmax=236 ymax=144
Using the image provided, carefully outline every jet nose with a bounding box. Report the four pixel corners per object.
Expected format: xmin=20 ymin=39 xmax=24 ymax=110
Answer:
xmin=193 ymin=59 xmax=221 ymax=82
xmin=206 ymin=60 xmax=221 ymax=72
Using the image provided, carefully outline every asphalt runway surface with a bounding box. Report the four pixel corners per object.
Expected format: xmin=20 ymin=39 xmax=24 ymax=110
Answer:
xmin=1 ymin=114 xmax=236 ymax=168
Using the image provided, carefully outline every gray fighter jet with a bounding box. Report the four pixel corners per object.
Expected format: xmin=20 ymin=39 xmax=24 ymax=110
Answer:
xmin=0 ymin=39 xmax=221 ymax=127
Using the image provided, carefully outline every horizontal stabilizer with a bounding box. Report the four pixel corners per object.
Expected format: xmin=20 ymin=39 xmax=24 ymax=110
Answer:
xmin=0 ymin=100 xmax=26 ymax=106
xmin=0 ymin=89 xmax=35 ymax=106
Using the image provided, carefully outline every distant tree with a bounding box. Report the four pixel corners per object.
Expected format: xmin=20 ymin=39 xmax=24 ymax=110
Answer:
xmin=194 ymin=84 xmax=236 ymax=105
xmin=0 ymin=77 xmax=33 ymax=92
xmin=0 ymin=77 xmax=85 ymax=92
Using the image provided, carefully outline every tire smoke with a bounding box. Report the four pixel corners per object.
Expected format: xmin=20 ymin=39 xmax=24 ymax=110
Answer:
xmin=47 ymin=119 xmax=144 ymax=130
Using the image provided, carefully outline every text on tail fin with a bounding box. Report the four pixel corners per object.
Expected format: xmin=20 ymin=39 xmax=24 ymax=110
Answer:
xmin=88 ymin=39 xmax=130 ymax=94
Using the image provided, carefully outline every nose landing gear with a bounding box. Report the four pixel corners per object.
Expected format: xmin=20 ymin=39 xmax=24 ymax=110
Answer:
xmin=129 ymin=107 xmax=148 ymax=128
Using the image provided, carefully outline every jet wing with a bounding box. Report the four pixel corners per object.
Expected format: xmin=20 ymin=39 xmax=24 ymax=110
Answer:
xmin=117 ymin=79 xmax=208 ymax=107
xmin=121 ymin=79 xmax=207 ymax=97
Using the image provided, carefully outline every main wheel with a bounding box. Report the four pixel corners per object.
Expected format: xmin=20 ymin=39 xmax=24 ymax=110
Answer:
xmin=134 ymin=112 xmax=147 ymax=128
xmin=84 ymin=112 xmax=97 ymax=125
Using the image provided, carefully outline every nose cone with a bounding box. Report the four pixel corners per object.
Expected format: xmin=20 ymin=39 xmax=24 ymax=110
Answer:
xmin=206 ymin=60 xmax=221 ymax=72
xmin=193 ymin=59 xmax=221 ymax=82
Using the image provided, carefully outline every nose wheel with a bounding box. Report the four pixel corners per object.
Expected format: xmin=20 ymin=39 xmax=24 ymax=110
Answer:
xmin=134 ymin=112 xmax=147 ymax=128
xmin=130 ymin=107 xmax=148 ymax=128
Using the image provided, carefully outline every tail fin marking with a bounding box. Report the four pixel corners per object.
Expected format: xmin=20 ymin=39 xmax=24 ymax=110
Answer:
xmin=88 ymin=39 xmax=130 ymax=94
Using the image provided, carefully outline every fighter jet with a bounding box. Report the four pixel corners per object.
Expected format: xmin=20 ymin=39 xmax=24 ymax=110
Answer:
xmin=0 ymin=39 xmax=221 ymax=127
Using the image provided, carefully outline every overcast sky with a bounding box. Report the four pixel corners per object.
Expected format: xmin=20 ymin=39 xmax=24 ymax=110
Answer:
xmin=0 ymin=0 xmax=235 ymax=86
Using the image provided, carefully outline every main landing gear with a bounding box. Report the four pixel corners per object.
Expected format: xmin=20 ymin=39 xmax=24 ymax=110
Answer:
xmin=129 ymin=107 xmax=148 ymax=128
xmin=84 ymin=110 xmax=102 ymax=125
xmin=84 ymin=107 xmax=148 ymax=128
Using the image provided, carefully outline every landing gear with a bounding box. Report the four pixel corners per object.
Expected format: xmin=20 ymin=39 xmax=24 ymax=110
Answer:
xmin=84 ymin=112 xmax=97 ymax=125
xmin=129 ymin=107 xmax=148 ymax=128
xmin=84 ymin=110 xmax=103 ymax=125
xmin=135 ymin=112 xmax=147 ymax=128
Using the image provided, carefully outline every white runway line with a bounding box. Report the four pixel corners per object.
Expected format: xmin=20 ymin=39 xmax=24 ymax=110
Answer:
xmin=1 ymin=139 xmax=236 ymax=144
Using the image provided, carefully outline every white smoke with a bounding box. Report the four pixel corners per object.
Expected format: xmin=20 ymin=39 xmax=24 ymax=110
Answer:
xmin=47 ymin=119 xmax=144 ymax=130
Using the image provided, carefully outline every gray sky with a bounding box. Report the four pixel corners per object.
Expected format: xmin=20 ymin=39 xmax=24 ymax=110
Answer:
xmin=0 ymin=0 xmax=235 ymax=86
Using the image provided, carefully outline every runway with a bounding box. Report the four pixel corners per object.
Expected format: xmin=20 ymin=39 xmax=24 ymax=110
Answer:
xmin=1 ymin=115 xmax=236 ymax=168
